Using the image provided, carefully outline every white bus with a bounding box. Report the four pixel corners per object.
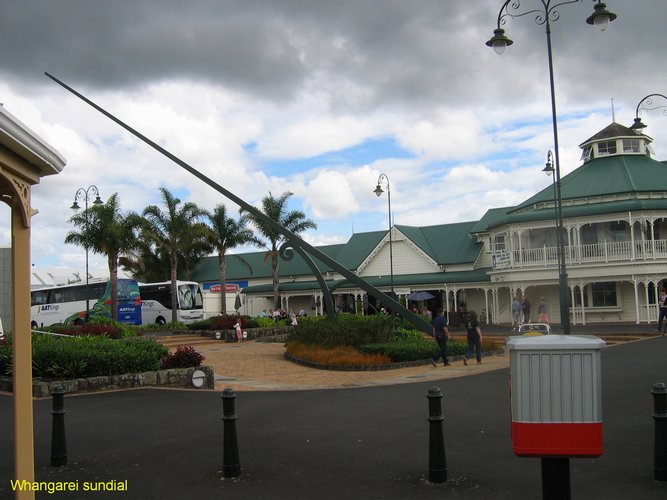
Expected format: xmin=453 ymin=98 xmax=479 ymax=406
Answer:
xmin=139 ymin=281 xmax=204 ymax=325
xmin=30 ymin=278 xmax=142 ymax=328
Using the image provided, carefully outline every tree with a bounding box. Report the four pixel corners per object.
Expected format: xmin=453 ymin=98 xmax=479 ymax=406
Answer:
xmin=204 ymin=203 xmax=262 ymax=314
xmin=64 ymin=193 xmax=140 ymax=321
xmin=142 ymin=187 xmax=206 ymax=323
xmin=240 ymin=191 xmax=317 ymax=310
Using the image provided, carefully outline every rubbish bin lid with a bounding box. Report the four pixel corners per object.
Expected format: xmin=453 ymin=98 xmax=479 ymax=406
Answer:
xmin=507 ymin=334 xmax=606 ymax=350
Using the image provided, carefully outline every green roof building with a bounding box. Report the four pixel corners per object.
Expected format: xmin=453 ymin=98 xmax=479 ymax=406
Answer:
xmin=193 ymin=121 xmax=667 ymax=327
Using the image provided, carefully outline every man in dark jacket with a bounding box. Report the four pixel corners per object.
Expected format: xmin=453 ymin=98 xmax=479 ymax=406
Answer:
xmin=431 ymin=309 xmax=451 ymax=367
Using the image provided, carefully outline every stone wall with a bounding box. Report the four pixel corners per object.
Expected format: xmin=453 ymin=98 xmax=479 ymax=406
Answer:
xmin=0 ymin=365 xmax=214 ymax=397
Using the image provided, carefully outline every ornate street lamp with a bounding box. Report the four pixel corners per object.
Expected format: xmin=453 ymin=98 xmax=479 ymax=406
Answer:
xmin=630 ymin=93 xmax=667 ymax=134
xmin=486 ymin=0 xmax=617 ymax=336
xmin=373 ymin=173 xmax=395 ymax=298
xmin=71 ymin=185 xmax=103 ymax=322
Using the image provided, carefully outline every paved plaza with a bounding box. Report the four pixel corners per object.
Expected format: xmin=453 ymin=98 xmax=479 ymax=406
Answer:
xmin=1 ymin=329 xmax=666 ymax=499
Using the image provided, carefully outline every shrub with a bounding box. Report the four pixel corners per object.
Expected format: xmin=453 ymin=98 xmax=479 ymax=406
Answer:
xmin=286 ymin=342 xmax=391 ymax=366
xmin=210 ymin=314 xmax=253 ymax=330
xmin=141 ymin=321 xmax=187 ymax=331
xmin=288 ymin=314 xmax=398 ymax=348
xmin=26 ymin=334 xmax=169 ymax=379
xmin=161 ymin=345 xmax=205 ymax=369
xmin=360 ymin=339 xmax=468 ymax=363
xmin=187 ymin=318 xmax=212 ymax=330
xmin=255 ymin=316 xmax=281 ymax=328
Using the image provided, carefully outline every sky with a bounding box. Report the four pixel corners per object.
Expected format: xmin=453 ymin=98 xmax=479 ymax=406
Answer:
xmin=0 ymin=0 xmax=665 ymax=286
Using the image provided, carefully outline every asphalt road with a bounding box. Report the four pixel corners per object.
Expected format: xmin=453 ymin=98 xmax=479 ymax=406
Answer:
xmin=1 ymin=336 xmax=666 ymax=499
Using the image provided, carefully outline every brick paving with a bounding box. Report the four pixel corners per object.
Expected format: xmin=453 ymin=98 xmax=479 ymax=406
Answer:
xmin=182 ymin=339 xmax=509 ymax=392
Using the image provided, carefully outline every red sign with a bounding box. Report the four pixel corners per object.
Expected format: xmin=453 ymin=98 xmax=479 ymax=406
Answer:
xmin=209 ymin=284 xmax=239 ymax=293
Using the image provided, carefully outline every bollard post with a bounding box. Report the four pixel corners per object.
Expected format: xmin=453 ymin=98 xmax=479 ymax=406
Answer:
xmin=652 ymin=382 xmax=667 ymax=481
xmin=50 ymin=386 xmax=67 ymax=467
xmin=221 ymin=388 xmax=241 ymax=478
xmin=427 ymin=386 xmax=447 ymax=483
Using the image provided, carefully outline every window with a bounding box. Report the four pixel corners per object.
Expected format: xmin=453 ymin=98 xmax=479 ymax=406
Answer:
xmin=591 ymin=282 xmax=617 ymax=307
xmin=623 ymin=138 xmax=640 ymax=153
xmin=494 ymin=235 xmax=506 ymax=252
xmin=580 ymin=145 xmax=593 ymax=162
xmin=597 ymin=140 xmax=617 ymax=156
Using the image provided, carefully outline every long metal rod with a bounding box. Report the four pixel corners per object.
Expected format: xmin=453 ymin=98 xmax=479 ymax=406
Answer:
xmin=45 ymin=73 xmax=433 ymax=334
xmin=545 ymin=19 xmax=570 ymax=334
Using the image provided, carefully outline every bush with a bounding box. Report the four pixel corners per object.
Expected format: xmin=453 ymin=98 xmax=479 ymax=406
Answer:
xmin=187 ymin=318 xmax=212 ymax=330
xmin=27 ymin=334 xmax=169 ymax=379
xmin=141 ymin=321 xmax=187 ymax=331
xmin=288 ymin=314 xmax=398 ymax=348
xmin=161 ymin=345 xmax=205 ymax=369
xmin=360 ymin=339 xmax=468 ymax=363
xmin=210 ymin=314 xmax=252 ymax=330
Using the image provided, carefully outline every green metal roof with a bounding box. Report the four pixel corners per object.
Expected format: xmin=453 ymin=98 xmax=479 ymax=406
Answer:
xmin=514 ymin=154 xmax=667 ymax=212
xmin=396 ymin=222 xmax=482 ymax=264
xmin=242 ymin=268 xmax=491 ymax=294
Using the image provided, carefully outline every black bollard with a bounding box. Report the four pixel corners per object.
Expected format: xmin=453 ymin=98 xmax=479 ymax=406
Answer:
xmin=221 ymin=388 xmax=241 ymax=478
xmin=50 ymin=386 xmax=67 ymax=467
xmin=427 ymin=386 xmax=447 ymax=483
xmin=652 ymin=382 xmax=667 ymax=481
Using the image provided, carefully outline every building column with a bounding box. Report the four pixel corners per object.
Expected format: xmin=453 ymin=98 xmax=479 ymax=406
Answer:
xmin=12 ymin=204 xmax=35 ymax=499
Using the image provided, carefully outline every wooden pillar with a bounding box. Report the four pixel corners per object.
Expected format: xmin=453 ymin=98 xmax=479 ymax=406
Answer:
xmin=12 ymin=203 xmax=35 ymax=499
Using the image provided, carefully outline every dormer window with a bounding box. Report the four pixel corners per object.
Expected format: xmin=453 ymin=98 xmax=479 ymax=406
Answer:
xmin=597 ymin=140 xmax=617 ymax=156
xmin=580 ymin=145 xmax=593 ymax=162
xmin=623 ymin=138 xmax=640 ymax=153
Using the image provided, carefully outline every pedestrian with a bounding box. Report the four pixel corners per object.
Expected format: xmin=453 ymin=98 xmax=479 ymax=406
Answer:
xmin=538 ymin=297 xmax=549 ymax=323
xmin=463 ymin=311 xmax=483 ymax=365
xmin=422 ymin=306 xmax=432 ymax=322
xmin=290 ymin=309 xmax=298 ymax=327
xmin=521 ymin=295 xmax=531 ymax=324
xmin=233 ymin=319 xmax=243 ymax=342
xmin=656 ymin=288 xmax=667 ymax=334
xmin=431 ymin=309 xmax=451 ymax=367
xmin=511 ymin=295 xmax=521 ymax=331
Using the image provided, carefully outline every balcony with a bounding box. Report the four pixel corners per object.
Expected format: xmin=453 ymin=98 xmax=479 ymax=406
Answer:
xmin=495 ymin=239 xmax=667 ymax=270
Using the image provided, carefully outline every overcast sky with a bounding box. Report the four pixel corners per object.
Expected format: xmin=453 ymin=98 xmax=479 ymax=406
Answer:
xmin=1 ymin=0 xmax=665 ymax=285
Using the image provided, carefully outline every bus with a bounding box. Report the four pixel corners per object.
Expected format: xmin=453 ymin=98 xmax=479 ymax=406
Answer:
xmin=139 ymin=281 xmax=204 ymax=325
xmin=30 ymin=278 xmax=142 ymax=328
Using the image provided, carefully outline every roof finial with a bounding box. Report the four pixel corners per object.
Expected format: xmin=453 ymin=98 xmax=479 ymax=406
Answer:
xmin=611 ymin=97 xmax=616 ymax=122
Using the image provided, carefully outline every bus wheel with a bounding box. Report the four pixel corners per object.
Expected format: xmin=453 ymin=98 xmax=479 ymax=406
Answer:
xmin=31 ymin=321 xmax=38 ymax=330
xmin=156 ymin=317 xmax=166 ymax=325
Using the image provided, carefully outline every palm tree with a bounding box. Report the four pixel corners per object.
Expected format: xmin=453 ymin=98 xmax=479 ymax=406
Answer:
xmin=64 ymin=193 xmax=140 ymax=321
xmin=240 ymin=191 xmax=317 ymax=310
xmin=204 ymin=203 xmax=263 ymax=314
xmin=142 ymin=187 xmax=206 ymax=323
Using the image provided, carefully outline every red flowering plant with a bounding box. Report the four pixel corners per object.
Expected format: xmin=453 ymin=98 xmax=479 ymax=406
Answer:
xmin=161 ymin=345 xmax=205 ymax=369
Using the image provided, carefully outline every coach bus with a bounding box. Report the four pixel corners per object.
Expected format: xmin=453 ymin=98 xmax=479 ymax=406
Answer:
xmin=139 ymin=281 xmax=204 ymax=325
xmin=30 ymin=278 xmax=142 ymax=328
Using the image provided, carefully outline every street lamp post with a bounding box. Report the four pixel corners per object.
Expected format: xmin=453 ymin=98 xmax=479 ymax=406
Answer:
xmin=373 ymin=173 xmax=395 ymax=298
xmin=70 ymin=185 xmax=103 ymax=322
xmin=543 ymin=151 xmax=563 ymax=280
xmin=486 ymin=0 xmax=617 ymax=336
xmin=630 ymin=93 xmax=667 ymax=134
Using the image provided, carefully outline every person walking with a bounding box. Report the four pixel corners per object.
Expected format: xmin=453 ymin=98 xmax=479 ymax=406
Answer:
xmin=463 ymin=311 xmax=483 ymax=365
xmin=511 ymin=295 xmax=521 ymax=331
xmin=537 ymin=297 xmax=549 ymax=323
xmin=431 ymin=309 xmax=451 ymax=367
xmin=521 ymin=295 xmax=531 ymax=324
xmin=656 ymin=289 xmax=667 ymax=334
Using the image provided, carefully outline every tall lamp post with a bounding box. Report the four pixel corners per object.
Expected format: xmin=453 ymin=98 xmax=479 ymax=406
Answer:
xmin=486 ymin=0 xmax=617 ymax=336
xmin=542 ymin=150 xmax=563 ymax=282
xmin=70 ymin=185 xmax=103 ymax=322
xmin=630 ymin=93 xmax=667 ymax=134
xmin=373 ymin=173 xmax=395 ymax=298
